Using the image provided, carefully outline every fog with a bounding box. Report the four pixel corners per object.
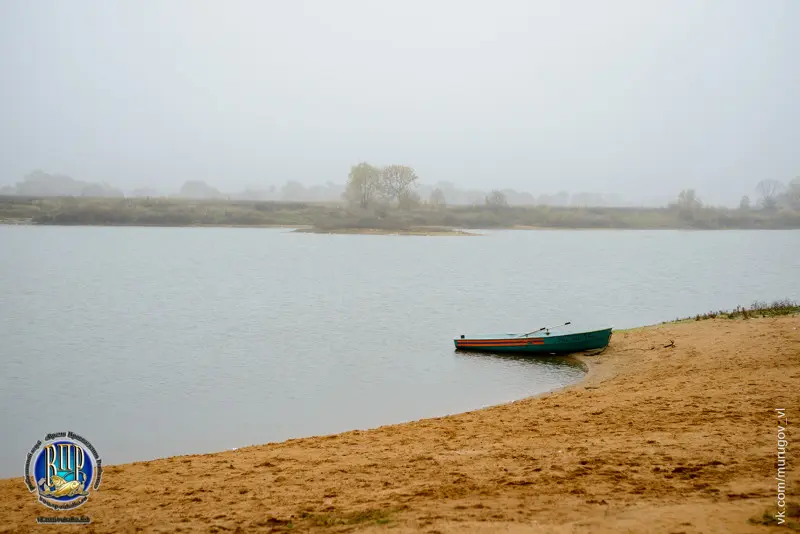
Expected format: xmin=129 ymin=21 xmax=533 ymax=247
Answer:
xmin=1 ymin=0 xmax=797 ymax=206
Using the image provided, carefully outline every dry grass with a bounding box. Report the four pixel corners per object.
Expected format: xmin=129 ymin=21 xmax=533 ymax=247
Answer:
xmin=668 ymin=299 xmax=800 ymax=323
xmin=2 ymin=195 xmax=800 ymax=229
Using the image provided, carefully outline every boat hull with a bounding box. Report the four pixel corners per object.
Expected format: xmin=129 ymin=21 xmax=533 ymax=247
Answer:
xmin=454 ymin=328 xmax=612 ymax=354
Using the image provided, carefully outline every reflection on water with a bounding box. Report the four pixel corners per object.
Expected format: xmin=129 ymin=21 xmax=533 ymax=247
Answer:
xmin=455 ymin=351 xmax=588 ymax=373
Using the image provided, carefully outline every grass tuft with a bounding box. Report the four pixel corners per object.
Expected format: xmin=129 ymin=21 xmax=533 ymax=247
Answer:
xmin=674 ymin=299 xmax=799 ymax=323
xmin=297 ymin=507 xmax=396 ymax=528
xmin=748 ymin=502 xmax=800 ymax=530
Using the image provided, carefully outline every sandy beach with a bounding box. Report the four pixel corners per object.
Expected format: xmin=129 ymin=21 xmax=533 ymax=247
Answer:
xmin=1 ymin=315 xmax=797 ymax=533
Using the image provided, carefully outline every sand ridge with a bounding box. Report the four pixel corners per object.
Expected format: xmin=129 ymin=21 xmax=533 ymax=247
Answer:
xmin=1 ymin=315 xmax=797 ymax=533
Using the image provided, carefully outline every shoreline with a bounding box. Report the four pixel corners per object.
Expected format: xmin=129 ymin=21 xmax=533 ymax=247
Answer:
xmin=2 ymin=195 xmax=798 ymax=230
xmin=3 ymin=221 xmax=798 ymax=233
xmin=292 ymin=227 xmax=479 ymax=236
xmin=1 ymin=315 xmax=798 ymax=532
xmin=0 ymin=220 xmax=312 ymax=229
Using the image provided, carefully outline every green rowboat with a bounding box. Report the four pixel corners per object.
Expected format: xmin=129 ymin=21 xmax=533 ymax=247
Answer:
xmin=454 ymin=325 xmax=612 ymax=355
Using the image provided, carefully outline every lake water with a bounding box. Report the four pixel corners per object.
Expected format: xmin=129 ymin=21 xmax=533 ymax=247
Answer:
xmin=1 ymin=226 xmax=798 ymax=477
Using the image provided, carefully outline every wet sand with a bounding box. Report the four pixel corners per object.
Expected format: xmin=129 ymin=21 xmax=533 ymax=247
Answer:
xmin=1 ymin=315 xmax=797 ymax=533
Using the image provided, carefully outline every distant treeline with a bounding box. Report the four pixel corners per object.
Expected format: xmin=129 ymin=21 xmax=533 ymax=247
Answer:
xmin=0 ymin=169 xmax=680 ymax=208
xmin=1 ymin=195 xmax=799 ymax=230
xmin=1 ymin=167 xmax=798 ymax=229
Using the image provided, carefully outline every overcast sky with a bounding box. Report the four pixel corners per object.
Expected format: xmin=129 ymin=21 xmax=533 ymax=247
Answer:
xmin=1 ymin=0 xmax=797 ymax=204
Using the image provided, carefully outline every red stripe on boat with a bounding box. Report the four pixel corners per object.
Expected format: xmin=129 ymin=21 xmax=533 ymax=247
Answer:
xmin=457 ymin=338 xmax=545 ymax=346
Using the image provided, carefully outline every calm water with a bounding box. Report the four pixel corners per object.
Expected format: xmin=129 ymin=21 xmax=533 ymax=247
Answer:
xmin=1 ymin=227 xmax=798 ymax=477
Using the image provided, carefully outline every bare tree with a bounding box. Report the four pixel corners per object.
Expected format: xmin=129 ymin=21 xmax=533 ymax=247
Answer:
xmin=380 ymin=165 xmax=419 ymax=203
xmin=756 ymin=180 xmax=784 ymax=211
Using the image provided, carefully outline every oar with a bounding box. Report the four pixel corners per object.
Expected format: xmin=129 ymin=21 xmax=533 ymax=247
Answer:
xmin=519 ymin=321 xmax=571 ymax=337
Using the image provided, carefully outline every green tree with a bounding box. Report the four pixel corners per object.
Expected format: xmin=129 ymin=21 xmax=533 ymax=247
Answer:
xmin=180 ymin=180 xmax=223 ymax=200
xmin=380 ymin=165 xmax=419 ymax=203
xmin=397 ymin=189 xmax=421 ymax=210
xmin=344 ymin=162 xmax=381 ymax=208
xmin=675 ymin=189 xmax=702 ymax=222
xmin=280 ymin=180 xmax=308 ymax=201
xmin=485 ymin=190 xmax=509 ymax=209
xmin=676 ymin=189 xmax=702 ymax=210
xmin=739 ymin=195 xmax=750 ymax=210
